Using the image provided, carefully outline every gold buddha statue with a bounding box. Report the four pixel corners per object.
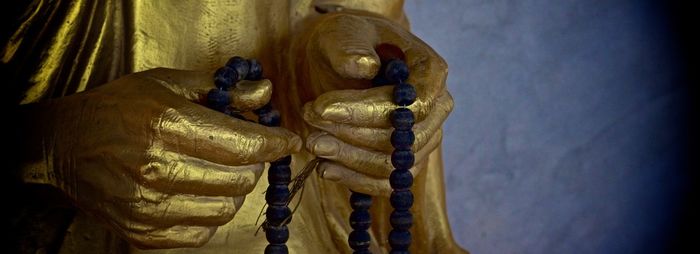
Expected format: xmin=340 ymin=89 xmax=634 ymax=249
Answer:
xmin=7 ymin=0 xmax=467 ymax=253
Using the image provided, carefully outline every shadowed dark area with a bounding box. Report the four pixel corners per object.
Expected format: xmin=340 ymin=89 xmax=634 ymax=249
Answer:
xmin=405 ymin=0 xmax=697 ymax=253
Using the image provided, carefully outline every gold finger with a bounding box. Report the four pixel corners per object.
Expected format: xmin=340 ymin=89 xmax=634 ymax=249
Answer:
xmin=155 ymin=104 xmax=301 ymax=166
xmin=306 ymin=130 xmax=440 ymax=178
xmin=318 ymin=161 xmax=392 ymax=197
xmin=111 ymin=186 xmax=240 ymax=227
xmin=122 ymin=224 xmax=218 ymax=249
xmin=316 ymin=13 xmax=381 ymax=79
xmin=306 ymin=87 xmax=433 ymax=128
xmin=138 ymin=150 xmax=263 ymax=197
xmin=228 ymin=79 xmax=272 ymax=111
xmin=304 ymin=91 xmax=453 ymax=152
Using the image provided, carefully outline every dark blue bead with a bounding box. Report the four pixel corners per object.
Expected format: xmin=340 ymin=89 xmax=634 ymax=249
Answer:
xmin=206 ymin=88 xmax=230 ymax=111
xmin=259 ymin=109 xmax=281 ymax=127
xmin=272 ymin=155 xmax=292 ymax=166
xmin=372 ymin=74 xmax=392 ymax=87
xmin=226 ymin=56 xmax=250 ymax=80
xmin=348 ymin=230 xmax=371 ymax=250
xmin=214 ymin=66 xmax=238 ymax=90
xmin=268 ymin=164 xmax=291 ymax=184
xmin=350 ymin=192 xmax=372 ymax=209
xmin=391 ymin=108 xmax=414 ymax=130
xmin=393 ymin=83 xmax=417 ymax=106
xmin=389 ymin=251 xmax=409 ymax=254
xmin=266 ymin=206 xmax=291 ymax=226
xmin=246 ymin=59 xmax=264 ymax=80
xmin=388 ymin=230 xmax=411 ymax=250
xmin=372 ymin=61 xmax=391 ymax=87
xmin=391 ymin=150 xmax=415 ymax=169
xmin=390 ymin=210 xmax=413 ymax=231
xmin=265 ymin=185 xmax=290 ymax=206
xmin=390 ymin=169 xmax=413 ymax=189
xmin=265 ymin=225 xmax=289 ymax=244
xmin=385 ymin=59 xmax=409 ymax=83
xmin=349 ymin=210 xmax=371 ymax=230
xmin=264 ymin=244 xmax=288 ymax=254
xmin=391 ymin=130 xmax=415 ymax=150
xmin=354 ymin=250 xmax=373 ymax=254
xmin=254 ymin=103 xmax=273 ymax=115
xmin=390 ymin=190 xmax=413 ymax=210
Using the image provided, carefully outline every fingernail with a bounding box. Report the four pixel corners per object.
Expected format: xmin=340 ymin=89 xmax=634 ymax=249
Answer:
xmin=289 ymin=135 xmax=303 ymax=153
xmin=305 ymin=132 xmax=326 ymax=151
xmin=312 ymin=136 xmax=339 ymax=157
xmin=321 ymin=166 xmax=342 ymax=181
xmin=342 ymin=54 xmax=380 ymax=79
xmin=233 ymin=196 xmax=245 ymax=209
xmin=321 ymin=106 xmax=352 ymax=123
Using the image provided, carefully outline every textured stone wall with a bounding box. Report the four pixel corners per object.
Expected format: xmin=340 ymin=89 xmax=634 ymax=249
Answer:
xmin=404 ymin=1 xmax=689 ymax=253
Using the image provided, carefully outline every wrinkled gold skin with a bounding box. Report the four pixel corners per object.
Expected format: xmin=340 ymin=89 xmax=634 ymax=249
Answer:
xmin=9 ymin=0 xmax=467 ymax=253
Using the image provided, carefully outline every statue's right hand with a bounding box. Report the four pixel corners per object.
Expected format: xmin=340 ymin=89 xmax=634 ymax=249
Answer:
xmin=26 ymin=68 xmax=301 ymax=249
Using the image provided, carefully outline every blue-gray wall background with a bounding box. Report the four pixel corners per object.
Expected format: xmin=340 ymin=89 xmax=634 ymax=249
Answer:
xmin=404 ymin=1 xmax=693 ymax=253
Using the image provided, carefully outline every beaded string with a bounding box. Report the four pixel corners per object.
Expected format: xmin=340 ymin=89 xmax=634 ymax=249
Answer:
xmin=385 ymin=58 xmax=416 ymax=254
xmin=205 ymin=56 xmax=292 ymax=254
xmin=347 ymin=45 xmax=416 ymax=254
xmin=206 ymin=50 xmax=417 ymax=254
xmin=348 ymin=191 xmax=372 ymax=253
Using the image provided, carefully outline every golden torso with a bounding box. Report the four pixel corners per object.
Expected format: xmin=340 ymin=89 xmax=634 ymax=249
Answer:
xmin=129 ymin=0 xmax=281 ymax=72
xmin=10 ymin=1 xmax=464 ymax=253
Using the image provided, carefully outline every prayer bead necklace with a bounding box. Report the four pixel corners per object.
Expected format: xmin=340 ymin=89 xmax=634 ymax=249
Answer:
xmin=206 ymin=57 xmax=292 ymax=254
xmin=206 ymin=48 xmax=417 ymax=253
xmin=385 ymin=58 xmax=416 ymax=254
xmin=348 ymin=51 xmax=417 ymax=254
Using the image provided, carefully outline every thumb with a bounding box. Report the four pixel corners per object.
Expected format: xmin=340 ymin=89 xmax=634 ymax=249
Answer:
xmin=138 ymin=68 xmax=272 ymax=112
xmin=316 ymin=13 xmax=381 ymax=79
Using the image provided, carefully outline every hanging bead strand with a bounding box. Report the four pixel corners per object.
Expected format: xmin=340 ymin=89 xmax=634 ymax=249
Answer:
xmin=348 ymin=191 xmax=372 ymax=254
xmin=206 ymin=57 xmax=292 ymax=254
xmin=257 ymin=103 xmax=293 ymax=254
xmin=385 ymin=58 xmax=416 ymax=254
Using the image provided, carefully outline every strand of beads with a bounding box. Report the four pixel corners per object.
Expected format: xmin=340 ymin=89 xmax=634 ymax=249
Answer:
xmin=257 ymin=103 xmax=293 ymax=254
xmin=346 ymin=54 xmax=382 ymax=254
xmin=385 ymin=58 xmax=416 ymax=254
xmin=206 ymin=57 xmax=292 ymax=254
xmin=348 ymin=191 xmax=372 ymax=253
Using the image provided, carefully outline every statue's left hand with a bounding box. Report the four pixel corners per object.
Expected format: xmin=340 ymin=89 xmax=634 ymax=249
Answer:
xmin=299 ymin=12 xmax=453 ymax=197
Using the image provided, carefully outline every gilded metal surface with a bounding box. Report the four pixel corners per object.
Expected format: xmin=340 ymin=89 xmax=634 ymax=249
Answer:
xmin=9 ymin=0 xmax=467 ymax=253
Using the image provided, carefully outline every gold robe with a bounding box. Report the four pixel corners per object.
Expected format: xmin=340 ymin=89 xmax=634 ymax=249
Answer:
xmin=4 ymin=0 xmax=466 ymax=253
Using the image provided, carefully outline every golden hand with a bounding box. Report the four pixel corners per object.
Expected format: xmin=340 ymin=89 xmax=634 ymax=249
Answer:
xmin=19 ymin=68 xmax=301 ymax=249
xmin=296 ymin=11 xmax=453 ymax=197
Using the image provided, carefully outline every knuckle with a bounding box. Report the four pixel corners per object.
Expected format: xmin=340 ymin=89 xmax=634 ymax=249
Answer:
xmin=443 ymin=92 xmax=455 ymax=113
xmin=239 ymin=175 xmax=258 ymax=195
xmin=191 ymin=227 xmax=216 ymax=247
xmin=424 ymin=48 xmax=448 ymax=74
xmin=413 ymin=130 xmax=428 ymax=151
xmin=219 ymin=198 xmax=237 ymax=217
xmin=137 ymin=161 xmax=163 ymax=183
xmin=123 ymin=232 xmax=155 ymax=249
xmin=123 ymin=226 xmax=214 ymax=249
xmin=242 ymin=134 xmax=267 ymax=161
xmin=224 ymin=166 xmax=260 ymax=195
xmin=127 ymin=201 xmax=156 ymax=220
